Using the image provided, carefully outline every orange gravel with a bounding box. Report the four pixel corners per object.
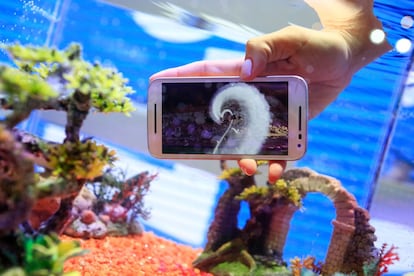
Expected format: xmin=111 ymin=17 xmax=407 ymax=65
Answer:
xmin=62 ymin=232 xmax=213 ymax=276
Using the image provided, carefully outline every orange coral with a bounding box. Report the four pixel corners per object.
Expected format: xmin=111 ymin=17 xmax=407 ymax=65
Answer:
xmin=290 ymin=256 xmax=323 ymax=276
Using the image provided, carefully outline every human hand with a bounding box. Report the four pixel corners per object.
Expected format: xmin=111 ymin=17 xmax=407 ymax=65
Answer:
xmin=149 ymin=0 xmax=391 ymax=183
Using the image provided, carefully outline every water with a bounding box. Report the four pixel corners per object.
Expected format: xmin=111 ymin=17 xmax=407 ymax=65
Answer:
xmin=0 ymin=0 xmax=414 ymax=274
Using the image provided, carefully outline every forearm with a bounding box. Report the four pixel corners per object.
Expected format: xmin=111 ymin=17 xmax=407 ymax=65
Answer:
xmin=305 ymin=0 xmax=392 ymax=72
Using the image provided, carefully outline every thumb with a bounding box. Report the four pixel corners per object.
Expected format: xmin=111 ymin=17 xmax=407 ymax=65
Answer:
xmin=241 ymin=26 xmax=308 ymax=80
xmin=240 ymin=39 xmax=269 ymax=80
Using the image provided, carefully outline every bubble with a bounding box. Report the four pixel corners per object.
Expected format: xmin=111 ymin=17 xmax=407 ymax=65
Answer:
xmin=395 ymin=38 xmax=412 ymax=54
xmin=401 ymin=15 xmax=414 ymax=29
xmin=370 ymin=29 xmax=386 ymax=44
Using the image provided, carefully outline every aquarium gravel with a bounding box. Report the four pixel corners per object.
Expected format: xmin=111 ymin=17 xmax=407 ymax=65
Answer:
xmin=62 ymin=232 xmax=212 ymax=275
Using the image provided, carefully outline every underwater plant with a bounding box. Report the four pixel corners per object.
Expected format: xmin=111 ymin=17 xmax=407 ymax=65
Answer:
xmin=22 ymin=233 xmax=87 ymax=276
xmin=374 ymin=243 xmax=399 ymax=276
xmin=0 ymin=42 xmax=140 ymax=273
xmin=194 ymin=162 xmax=398 ymax=276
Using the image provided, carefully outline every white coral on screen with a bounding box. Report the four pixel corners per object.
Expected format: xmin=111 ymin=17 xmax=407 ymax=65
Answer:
xmin=210 ymin=83 xmax=271 ymax=154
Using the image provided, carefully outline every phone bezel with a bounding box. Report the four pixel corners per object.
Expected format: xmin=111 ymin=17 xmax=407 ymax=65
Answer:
xmin=147 ymin=75 xmax=308 ymax=160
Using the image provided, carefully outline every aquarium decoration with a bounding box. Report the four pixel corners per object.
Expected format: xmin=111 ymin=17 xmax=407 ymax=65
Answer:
xmin=0 ymin=43 xmax=155 ymax=275
xmin=194 ymin=161 xmax=399 ymax=276
xmin=0 ymin=43 xmax=399 ymax=276
xmin=65 ymin=170 xmax=157 ymax=238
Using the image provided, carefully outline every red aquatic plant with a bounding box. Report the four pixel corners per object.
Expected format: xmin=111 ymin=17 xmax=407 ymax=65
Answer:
xmin=376 ymin=243 xmax=399 ymax=275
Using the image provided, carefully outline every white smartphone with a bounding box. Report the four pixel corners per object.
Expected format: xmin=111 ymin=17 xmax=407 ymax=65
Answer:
xmin=147 ymin=76 xmax=308 ymax=160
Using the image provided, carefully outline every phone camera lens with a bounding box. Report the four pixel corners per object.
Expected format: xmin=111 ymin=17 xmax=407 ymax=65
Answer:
xmin=297 ymin=144 xmax=302 ymax=148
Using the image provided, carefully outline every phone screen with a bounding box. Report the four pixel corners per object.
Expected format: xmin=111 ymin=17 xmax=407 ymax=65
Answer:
xmin=161 ymin=81 xmax=289 ymax=156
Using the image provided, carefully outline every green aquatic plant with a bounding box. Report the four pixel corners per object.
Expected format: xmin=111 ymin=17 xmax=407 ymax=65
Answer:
xmin=0 ymin=67 xmax=57 ymax=102
xmin=4 ymin=43 xmax=69 ymax=65
xmin=43 ymin=140 xmax=117 ymax=180
xmin=237 ymin=179 xmax=302 ymax=207
xmin=1 ymin=43 xmax=135 ymax=141
xmin=23 ymin=233 xmax=87 ymax=276
xmin=5 ymin=43 xmax=134 ymax=115
xmin=218 ymin=167 xmax=243 ymax=180
xmin=64 ymin=60 xmax=135 ymax=115
xmin=0 ymin=42 xmax=139 ymax=273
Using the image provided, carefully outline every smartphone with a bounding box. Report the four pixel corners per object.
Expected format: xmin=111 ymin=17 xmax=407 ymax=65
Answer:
xmin=147 ymin=76 xmax=308 ymax=160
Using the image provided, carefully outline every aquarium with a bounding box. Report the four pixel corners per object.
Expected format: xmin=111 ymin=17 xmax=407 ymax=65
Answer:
xmin=0 ymin=0 xmax=413 ymax=275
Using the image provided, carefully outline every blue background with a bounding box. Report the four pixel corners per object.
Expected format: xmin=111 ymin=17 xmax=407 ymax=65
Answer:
xmin=1 ymin=0 xmax=413 ymax=272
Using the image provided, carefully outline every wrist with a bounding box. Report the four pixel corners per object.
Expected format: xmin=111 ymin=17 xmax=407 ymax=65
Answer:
xmin=306 ymin=0 xmax=392 ymax=73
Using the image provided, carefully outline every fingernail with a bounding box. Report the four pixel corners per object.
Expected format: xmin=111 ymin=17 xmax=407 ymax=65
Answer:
xmin=240 ymin=167 xmax=252 ymax=176
xmin=241 ymin=59 xmax=252 ymax=78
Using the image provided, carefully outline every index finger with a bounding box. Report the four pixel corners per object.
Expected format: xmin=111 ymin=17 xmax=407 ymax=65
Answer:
xmin=150 ymin=59 xmax=243 ymax=81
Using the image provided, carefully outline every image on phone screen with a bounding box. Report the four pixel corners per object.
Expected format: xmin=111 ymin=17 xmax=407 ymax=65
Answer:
xmin=161 ymin=81 xmax=289 ymax=156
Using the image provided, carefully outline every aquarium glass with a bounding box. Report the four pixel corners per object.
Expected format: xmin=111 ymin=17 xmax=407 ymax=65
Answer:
xmin=1 ymin=0 xmax=413 ymax=274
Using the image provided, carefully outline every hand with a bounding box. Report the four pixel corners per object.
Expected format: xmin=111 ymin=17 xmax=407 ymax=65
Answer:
xmin=150 ymin=0 xmax=391 ymax=183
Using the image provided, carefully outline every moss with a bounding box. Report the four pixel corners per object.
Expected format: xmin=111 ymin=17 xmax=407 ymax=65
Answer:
xmin=0 ymin=66 xmax=57 ymax=103
xmin=43 ymin=140 xmax=117 ymax=181
xmin=271 ymin=179 xmax=302 ymax=207
xmin=236 ymin=179 xmax=302 ymax=207
xmin=218 ymin=167 xmax=244 ymax=179
xmin=211 ymin=261 xmax=291 ymax=276
xmin=64 ymin=60 xmax=135 ymax=115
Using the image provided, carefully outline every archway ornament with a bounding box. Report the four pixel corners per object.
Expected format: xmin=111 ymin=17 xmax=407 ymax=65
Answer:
xmin=282 ymin=168 xmax=378 ymax=275
xmin=194 ymin=164 xmax=381 ymax=275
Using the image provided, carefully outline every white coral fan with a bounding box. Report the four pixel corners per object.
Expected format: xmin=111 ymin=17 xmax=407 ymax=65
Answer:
xmin=210 ymin=83 xmax=271 ymax=154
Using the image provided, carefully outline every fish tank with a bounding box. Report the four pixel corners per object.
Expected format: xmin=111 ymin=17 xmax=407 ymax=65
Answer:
xmin=0 ymin=0 xmax=413 ymax=275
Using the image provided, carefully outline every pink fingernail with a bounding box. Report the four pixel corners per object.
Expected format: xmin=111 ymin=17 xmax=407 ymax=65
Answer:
xmin=241 ymin=59 xmax=252 ymax=78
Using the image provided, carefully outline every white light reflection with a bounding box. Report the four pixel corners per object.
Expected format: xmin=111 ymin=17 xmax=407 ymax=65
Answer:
xmin=401 ymin=15 xmax=414 ymax=29
xmin=395 ymin=38 xmax=412 ymax=54
xmin=370 ymin=29 xmax=386 ymax=44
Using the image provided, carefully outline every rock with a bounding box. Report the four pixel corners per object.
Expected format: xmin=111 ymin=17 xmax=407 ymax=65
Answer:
xmin=128 ymin=219 xmax=144 ymax=235
xmin=64 ymin=216 xmax=107 ymax=239
xmin=29 ymin=197 xmax=61 ymax=230
xmin=72 ymin=186 xmax=97 ymax=215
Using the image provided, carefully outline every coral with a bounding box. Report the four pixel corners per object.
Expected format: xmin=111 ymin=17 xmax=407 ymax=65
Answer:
xmin=290 ymin=256 xmax=322 ymax=276
xmin=0 ymin=42 xmax=144 ymax=274
xmin=64 ymin=170 xmax=156 ymax=238
xmin=0 ymin=126 xmax=35 ymax=235
xmin=341 ymin=208 xmax=378 ymax=275
xmin=375 ymin=244 xmax=399 ymax=276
